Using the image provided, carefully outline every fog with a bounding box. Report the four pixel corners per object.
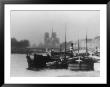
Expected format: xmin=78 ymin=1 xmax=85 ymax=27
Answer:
xmin=11 ymin=11 xmax=100 ymax=46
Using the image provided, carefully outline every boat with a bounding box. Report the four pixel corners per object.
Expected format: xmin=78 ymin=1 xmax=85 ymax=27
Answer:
xmin=67 ymin=34 xmax=95 ymax=71
xmin=25 ymin=26 xmax=97 ymax=71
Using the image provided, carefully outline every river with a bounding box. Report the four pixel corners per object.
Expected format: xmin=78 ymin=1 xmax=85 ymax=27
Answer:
xmin=10 ymin=54 xmax=100 ymax=77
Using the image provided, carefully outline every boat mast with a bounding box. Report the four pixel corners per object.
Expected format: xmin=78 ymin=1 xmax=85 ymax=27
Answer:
xmin=77 ymin=32 xmax=79 ymax=55
xmin=78 ymin=39 xmax=79 ymax=54
xmin=51 ymin=25 xmax=53 ymax=49
xmin=86 ymin=33 xmax=88 ymax=56
xmin=65 ymin=24 xmax=67 ymax=59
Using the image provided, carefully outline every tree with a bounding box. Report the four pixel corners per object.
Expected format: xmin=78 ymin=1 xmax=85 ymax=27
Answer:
xmin=11 ymin=38 xmax=30 ymax=48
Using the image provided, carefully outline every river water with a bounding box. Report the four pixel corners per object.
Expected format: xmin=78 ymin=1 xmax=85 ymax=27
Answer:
xmin=11 ymin=54 xmax=100 ymax=77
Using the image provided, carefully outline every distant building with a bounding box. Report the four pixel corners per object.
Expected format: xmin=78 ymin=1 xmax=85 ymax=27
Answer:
xmin=44 ymin=32 xmax=50 ymax=48
xmin=44 ymin=32 xmax=60 ymax=49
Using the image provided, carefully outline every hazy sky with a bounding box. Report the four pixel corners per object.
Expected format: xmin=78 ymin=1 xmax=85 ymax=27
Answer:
xmin=11 ymin=10 xmax=100 ymax=46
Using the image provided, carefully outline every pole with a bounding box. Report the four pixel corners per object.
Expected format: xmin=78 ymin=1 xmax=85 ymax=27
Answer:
xmin=86 ymin=33 xmax=88 ymax=56
xmin=78 ymin=40 xmax=79 ymax=54
xmin=65 ymin=24 xmax=67 ymax=59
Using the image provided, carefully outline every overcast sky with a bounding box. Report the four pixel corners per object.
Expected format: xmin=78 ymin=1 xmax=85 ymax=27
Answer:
xmin=11 ymin=10 xmax=100 ymax=46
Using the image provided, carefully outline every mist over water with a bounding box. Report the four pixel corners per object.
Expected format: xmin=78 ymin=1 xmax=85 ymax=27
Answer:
xmin=11 ymin=54 xmax=100 ymax=77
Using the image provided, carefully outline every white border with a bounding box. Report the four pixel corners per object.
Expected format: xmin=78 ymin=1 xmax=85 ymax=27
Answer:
xmin=5 ymin=4 xmax=107 ymax=84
